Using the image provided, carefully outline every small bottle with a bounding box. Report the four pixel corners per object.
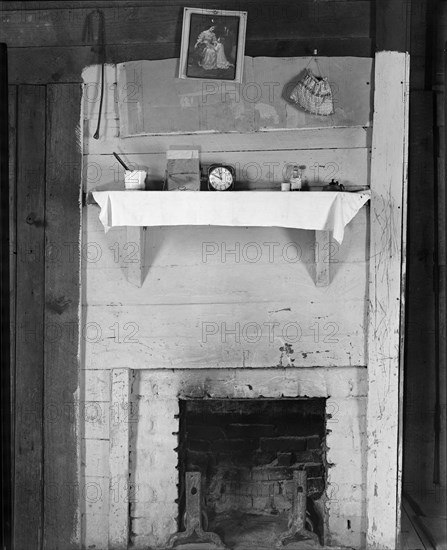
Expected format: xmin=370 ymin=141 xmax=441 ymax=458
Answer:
xmin=290 ymin=165 xmax=302 ymax=191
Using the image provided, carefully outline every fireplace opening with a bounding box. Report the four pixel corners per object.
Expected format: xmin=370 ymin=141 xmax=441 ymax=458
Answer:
xmin=177 ymin=398 xmax=327 ymax=548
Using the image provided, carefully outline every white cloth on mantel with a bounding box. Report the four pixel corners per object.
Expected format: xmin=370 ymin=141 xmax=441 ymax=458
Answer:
xmin=92 ymin=190 xmax=371 ymax=244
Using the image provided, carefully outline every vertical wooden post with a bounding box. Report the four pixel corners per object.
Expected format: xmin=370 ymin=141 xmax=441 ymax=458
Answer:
xmin=14 ymin=84 xmax=46 ymax=550
xmin=109 ymin=368 xmax=131 ymax=549
xmin=1 ymin=45 xmax=14 ymax=550
xmin=44 ymin=83 xmax=82 ymax=549
xmin=8 ymin=84 xmax=17 ymax=492
xmin=367 ymin=51 xmax=409 ymax=549
xmin=126 ymin=226 xmax=146 ymax=287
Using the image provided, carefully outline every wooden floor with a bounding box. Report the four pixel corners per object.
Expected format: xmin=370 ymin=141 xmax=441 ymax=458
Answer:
xmin=401 ymin=505 xmax=430 ymax=550
xmin=402 ymin=495 xmax=447 ymax=550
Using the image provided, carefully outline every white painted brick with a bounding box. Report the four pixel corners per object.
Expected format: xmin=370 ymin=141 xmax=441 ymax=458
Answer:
xmin=83 ymin=401 xmax=110 ymax=439
xmin=326 ymin=482 xmax=365 ymax=505
xmin=131 ymin=533 xmax=154 ymax=550
xmin=82 ymin=439 xmax=109 ymax=478
xmin=82 ymin=512 xmax=109 ymax=550
xmin=81 ymin=476 xmax=109 ymax=516
xmin=326 ymin=396 xmax=367 ymax=425
xmin=328 ymin=514 xmax=366 ymax=549
xmin=131 ymin=504 xmax=177 ymax=546
xmin=329 ymin=497 xmax=365 ymax=517
xmin=84 ymin=369 xmax=111 ymax=401
xmin=326 ymin=450 xmax=364 ymax=484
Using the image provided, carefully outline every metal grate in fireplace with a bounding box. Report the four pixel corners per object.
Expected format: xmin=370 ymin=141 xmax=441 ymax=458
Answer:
xmin=177 ymin=398 xmax=327 ymax=548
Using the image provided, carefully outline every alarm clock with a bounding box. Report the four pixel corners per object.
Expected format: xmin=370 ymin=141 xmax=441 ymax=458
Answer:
xmin=207 ymin=164 xmax=235 ymax=191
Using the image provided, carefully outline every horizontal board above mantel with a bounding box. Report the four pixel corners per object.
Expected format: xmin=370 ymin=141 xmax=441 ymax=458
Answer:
xmin=84 ymin=126 xmax=372 ymax=156
xmin=116 ymin=57 xmax=373 ymax=136
xmin=83 ymin=298 xmax=366 ymax=370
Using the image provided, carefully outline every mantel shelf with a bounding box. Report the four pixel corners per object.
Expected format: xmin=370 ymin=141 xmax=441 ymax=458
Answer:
xmin=90 ymin=190 xmax=370 ymax=287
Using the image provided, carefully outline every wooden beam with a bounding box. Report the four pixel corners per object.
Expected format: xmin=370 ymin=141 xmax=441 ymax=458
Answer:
xmin=43 ymin=83 xmax=82 ymax=549
xmin=14 ymin=84 xmax=46 ymax=550
xmin=367 ymin=51 xmax=409 ymax=549
xmin=109 ymin=368 xmax=131 ymax=549
xmin=1 ymin=46 xmax=14 ymax=550
xmin=8 ymin=85 xmax=17 ymax=471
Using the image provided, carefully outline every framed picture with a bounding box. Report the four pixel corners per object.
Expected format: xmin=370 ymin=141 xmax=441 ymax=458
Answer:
xmin=179 ymin=7 xmax=247 ymax=83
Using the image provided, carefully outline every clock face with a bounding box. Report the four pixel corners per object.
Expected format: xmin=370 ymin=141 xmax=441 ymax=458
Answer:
xmin=208 ymin=166 xmax=234 ymax=191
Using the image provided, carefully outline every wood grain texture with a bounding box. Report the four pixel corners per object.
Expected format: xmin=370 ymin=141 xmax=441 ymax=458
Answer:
xmin=43 ymin=83 xmax=82 ymax=549
xmin=366 ymin=51 xmax=409 ymax=549
xmin=8 ymin=85 xmax=17 ymax=531
xmin=14 ymin=84 xmax=46 ymax=550
xmin=403 ymin=92 xmax=439 ymax=505
xmin=1 ymin=1 xmax=373 ymax=85
xmin=84 ymin=126 xmax=372 ymax=156
xmin=0 ymin=2 xmax=371 ymax=48
xmin=375 ymin=0 xmax=411 ymax=53
xmin=6 ymin=39 xmax=373 ymax=85
xmin=108 ymin=368 xmax=131 ymax=549
xmin=83 ymin=284 xmax=367 ymax=370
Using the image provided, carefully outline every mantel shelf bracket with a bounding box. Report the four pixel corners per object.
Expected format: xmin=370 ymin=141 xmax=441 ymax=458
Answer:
xmin=124 ymin=226 xmax=332 ymax=288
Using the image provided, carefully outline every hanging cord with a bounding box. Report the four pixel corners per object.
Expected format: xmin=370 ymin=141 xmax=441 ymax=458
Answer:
xmin=305 ymin=48 xmax=323 ymax=78
xmin=83 ymin=10 xmax=105 ymax=140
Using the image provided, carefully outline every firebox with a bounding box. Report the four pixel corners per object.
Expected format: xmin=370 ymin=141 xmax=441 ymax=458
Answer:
xmin=176 ymin=398 xmax=327 ymax=547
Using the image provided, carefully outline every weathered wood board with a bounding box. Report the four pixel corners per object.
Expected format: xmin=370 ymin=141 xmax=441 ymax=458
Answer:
xmin=0 ymin=2 xmax=372 ymax=49
xmin=43 ymin=84 xmax=82 ymax=549
xmin=84 ymin=124 xmax=372 ymax=155
xmin=83 ymin=285 xmax=367 ymax=370
xmin=14 ymin=85 xmax=46 ymax=550
xmin=366 ymin=51 xmax=409 ymax=550
xmin=117 ymin=57 xmax=373 ymax=135
xmin=1 ymin=1 xmax=373 ymax=85
xmin=8 ymin=85 xmax=17 ymax=525
xmin=108 ymin=368 xmax=131 ymax=548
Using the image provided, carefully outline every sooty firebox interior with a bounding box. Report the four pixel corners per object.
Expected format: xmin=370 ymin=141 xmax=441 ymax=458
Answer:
xmin=177 ymin=398 xmax=327 ymax=547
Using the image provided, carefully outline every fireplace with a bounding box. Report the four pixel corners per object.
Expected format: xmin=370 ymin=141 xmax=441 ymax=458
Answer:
xmin=125 ymin=368 xmax=367 ymax=550
xmin=178 ymin=398 xmax=326 ymax=546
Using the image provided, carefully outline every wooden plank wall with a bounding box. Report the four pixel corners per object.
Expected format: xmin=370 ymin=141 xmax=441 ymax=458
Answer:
xmin=13 ymin=85 xmax=46 ymax=550
xmin=366 ymin=50 xmax=409 ymax=550
xmin=8 ymin=83 xmax=83 ymax=550
xmin=7 ymin=84 xmax=17 ymax=550
xmin=0 ymin=1 xmax=382 ymax=548
xmin=1 ymin=0 xmax=373 ymax=84
xmin=43 ymin=83 xmax=82 ymax=550
xmin=403 ymin=0 xmax=447 ymax=526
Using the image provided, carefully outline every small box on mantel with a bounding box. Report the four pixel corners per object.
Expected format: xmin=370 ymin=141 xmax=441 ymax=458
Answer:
xmin=166 ymin=149 xmax=201 ymax=191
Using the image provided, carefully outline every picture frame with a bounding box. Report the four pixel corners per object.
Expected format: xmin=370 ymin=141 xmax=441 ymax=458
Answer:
xmin=179 ymin=7 xmax=248 ymax=83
